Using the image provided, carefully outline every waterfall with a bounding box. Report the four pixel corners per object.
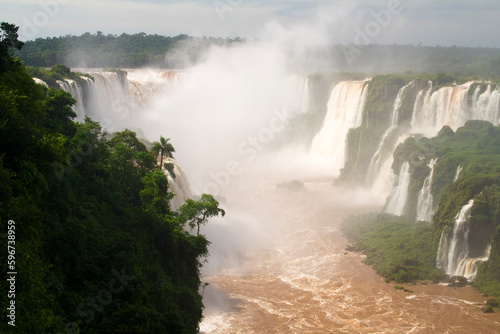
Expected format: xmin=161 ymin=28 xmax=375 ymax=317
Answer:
xmin=309 ymin=80 xmax=368 ymax=176
xmin=127 ymin=70 xmax=183 ymax=108
xmin=57 ymin=77 xmax=93 ymax=121
xmin=408 ymin=81 xmax=499 ymax=138
xmin=33 ymin=77 xmax=49 ymax=88
xmin=416 ymin=158 xmax=438 ymax=222
xmin=375 ymin=80 xmax=499 ymax=201
xmin=470 ymin=84 xmax=500 ymax=125
xmin=436 ymin=199 xmax=492 ymax=281
xmin=410 ymin=81 xmax=433 ymax=126
xmin=371 ymin=134 xmax=409 ymax=196
xmin=54 ymin=70 xmax=183 ymax=126
xmin=163 ymin=157 xmax=192 ymax=210
xmin=410 ymin=82 xmax=473 ymax=137
xmin=367 ymin=81 xmax=413 ymax=184
xmin=281 ymin=74 xmax=310 ymax=116
xmin=385 ymin=161 xmax=410 ymax=216
xmin=454 ymin=165 xmax=463 ymax=182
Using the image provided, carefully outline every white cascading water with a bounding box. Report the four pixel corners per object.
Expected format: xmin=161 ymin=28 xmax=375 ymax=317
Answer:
xmin=410 ymin=82 xmax=473 ymax=137
xmin=410 ymin=81 xmax=500 ymax=139
xmin=375 ymin=81 xmax=499 ymax=202
xmin=470 ymin=84 xmax=500 ymax=124
xmin=416 ymin=158 xmax=438 ymax=222
xmin=54 ymin=70 xmax=183 ymax=124
xmin=367 ymin=81 xmax=413 ymax=184
xmin=385 ymin=161 xmax=410 ymax=215
xmin=280 ymin=74 xmax=310 ymax=116
xmin=127 ymin=70 xmax=183 ymax=108
xmin=309 ymin=80 xmax=368 ymax=176
xmin=56 ymin=77 xmax=93 ymax=121
xmin=33 ymin=77 xmax=49 ymax=87
xmin=454 ymin=165 xmax=463 ymax=182
xmin=163 ymin=157 xmax=192 ymax=210
xmin=436 ymin=199 xmax=491 ymax=281
xmin=370 ymin=133 xmax=409 ymax=197
xmin=410 ymin=81 xmax=433 ymax=124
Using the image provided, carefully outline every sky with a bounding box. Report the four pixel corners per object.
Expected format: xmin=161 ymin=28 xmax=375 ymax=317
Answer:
xmin=2 ymin=0 xmax=500 ymax=47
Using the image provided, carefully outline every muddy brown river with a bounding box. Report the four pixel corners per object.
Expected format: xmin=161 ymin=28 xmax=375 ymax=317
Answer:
xmin=200 ymin=180 xmax=500 ymax=333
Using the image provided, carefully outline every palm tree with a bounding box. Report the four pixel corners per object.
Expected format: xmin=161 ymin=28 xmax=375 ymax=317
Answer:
xmin=151 ymin=136 xmax=175 ymax=170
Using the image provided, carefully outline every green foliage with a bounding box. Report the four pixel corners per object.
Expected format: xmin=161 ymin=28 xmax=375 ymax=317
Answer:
xmin=15 ymin=34 xmax=500 ymax=76
xmin=0 ymin=29 xmax=220 ymax=333
xmin=334 ymin=44 xmax=500 ymax=78
xmin=140 ymin=170 xmax=174 ymax=216
xmin=389 ymin=120 xmax=500 ymax=222
xmin=475 ymin=216 xmax=500 ymax=298
xmin=341 ymin=213 xmax=444 ymax=283
xmin=178 ymin=194 xmax=226 ymax=236
xmin=483 ymin=305 xmax=494 ymax=313
xmin=487 ymin=298 xmax=499 ymax=307
xmin=0 ymin=22 xmax=24 ymax=54
xmin=43 ymin=88 xmax=77 ymax=137
xmin=16 ymin=32 xmax=244 ymax=68
xmin=26 ymin=64 xmax=93 ymax=88
xmin=379 ymin=120 xmax=500 ymax=297
xmin=151 ymin=136 xmax=175 ymax=171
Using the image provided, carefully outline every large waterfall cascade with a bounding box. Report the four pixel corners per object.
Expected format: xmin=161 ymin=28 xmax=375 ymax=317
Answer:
xmin=410 ymin=81 xmax=500 ymax=137
xmin=384 ymin=161 xmax=411 ymax=216
xmin=410 ymin=82 xmax=472 ymax=137
xmin=470 ymin=84 xmax=500 ymax=124
xmin=37 ymin=70 xmax=500 ymax=286
xmin=416 ymin=158 xmax=438 ymax=222
xmin=436 ymin=199 xmax=492 ymax=281
xmin=47 ymin=70 xmax=184 ymax=123
xmin=367 ymin=81 xmax=414 ymax=184
xmin=381 ymin=81 xmax=499 ymax=219
xmin=56 ymin=76 xmax=94 ymax=120
xmin=37 ymin=71 xmax=500 ymax=215
xmin=309 ymin=80 xmax=369 ymax=175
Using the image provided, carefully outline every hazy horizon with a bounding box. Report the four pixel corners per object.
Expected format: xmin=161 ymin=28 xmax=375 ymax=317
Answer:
xmin=3 ymin=0 xmax=500 ymax=48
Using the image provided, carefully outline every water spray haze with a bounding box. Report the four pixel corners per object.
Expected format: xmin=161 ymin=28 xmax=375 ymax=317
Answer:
xmin=137 ymin=16 xmax=341 ymax=192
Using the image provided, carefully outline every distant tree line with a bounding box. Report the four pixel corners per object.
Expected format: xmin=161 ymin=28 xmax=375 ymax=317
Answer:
xmin=329 ymin=44 xmax=500 ymax=78
xmin=14 ymin=31 xmax=500 ymax=77
xmin=15 ymin=31 xmax=245 ymax=68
